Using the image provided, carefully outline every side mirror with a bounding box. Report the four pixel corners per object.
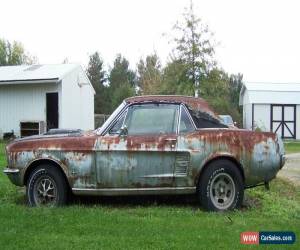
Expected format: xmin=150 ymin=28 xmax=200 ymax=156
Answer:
xmin=119 ymin=125 xmax=128 ymax=136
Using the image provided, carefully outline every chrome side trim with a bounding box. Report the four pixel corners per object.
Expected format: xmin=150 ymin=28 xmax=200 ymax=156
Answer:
xmin=72 ymin=186 xmax=196 ymax=196
xmin=140 ymin=174 xmax=174 ymax=178
xmin=3 ymin=168 xmax=20 ymax=174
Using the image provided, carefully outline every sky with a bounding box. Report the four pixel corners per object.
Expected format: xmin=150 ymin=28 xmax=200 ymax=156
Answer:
xmin=1 ymin=0 xmax=300 ymax=83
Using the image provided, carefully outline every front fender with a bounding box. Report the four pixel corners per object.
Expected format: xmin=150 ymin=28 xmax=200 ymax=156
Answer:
xmin=8 ymin=150 xmax=69 ymax=186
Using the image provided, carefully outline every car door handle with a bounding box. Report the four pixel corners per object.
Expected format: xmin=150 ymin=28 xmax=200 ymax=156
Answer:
xmin=164 ymin=138 xmax=177 ymax=142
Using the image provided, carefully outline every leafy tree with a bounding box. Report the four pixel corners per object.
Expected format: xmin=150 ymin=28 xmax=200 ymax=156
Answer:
xmin=137 ymin=54 xmax=162 ymax=95
xmin=169 ymin=1 xmax=215 ymax=96
xmin=86 ymin=52 xmax=110 ymax=114
xmin=201 ymin=69 xmax=230 ymax=100
xmin=108 ymin=54 xmax=136 ymax=111
xmin=109 ymin=54 xmax=136 ymax=89
xmin=229 ymin=73 xmax=243 ymax=110
xmin=161 ymin=59 xmax=194 ymax=95
xmin=0 ymin=39 xmax=36 ymax=66
xmin=200 ymin=69 xmax=242 ymax=125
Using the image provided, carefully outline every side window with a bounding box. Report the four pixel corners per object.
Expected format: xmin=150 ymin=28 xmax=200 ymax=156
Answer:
xmin=189 ymin=109 xmax=228 ymax=128
xmin=179 ymin=106 xmax=195 ymax=133
xmin=125 ymin=104 xmax=179 ymax=135
xmin=109 ymin=111 xmax=126 ymax=134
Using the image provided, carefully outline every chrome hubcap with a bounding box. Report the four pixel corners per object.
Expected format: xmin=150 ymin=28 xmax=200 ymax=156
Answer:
xmin=210 ymin=173 xmax=235 ymax=210
xmin=33 ymin=177 xmax=57 ymax=206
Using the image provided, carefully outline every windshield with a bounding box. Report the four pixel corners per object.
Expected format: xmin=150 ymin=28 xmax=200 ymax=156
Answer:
xmin=96 ymin=101 xmax=126 ymax=134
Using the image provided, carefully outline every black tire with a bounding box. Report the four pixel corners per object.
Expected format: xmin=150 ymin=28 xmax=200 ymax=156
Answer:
xmin=26 ymin=164 xmax=68 ymax=207
xmin=198 ymin=159 xmax=244 ymax=212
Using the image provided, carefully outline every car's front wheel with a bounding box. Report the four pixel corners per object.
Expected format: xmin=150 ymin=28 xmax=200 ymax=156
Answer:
xmin=26 ymin=165 xmax=68 ymax=207
xmin=198 ymin=159 xmax=244 ymax=211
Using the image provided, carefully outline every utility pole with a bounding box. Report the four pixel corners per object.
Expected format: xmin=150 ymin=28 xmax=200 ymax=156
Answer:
xmin=194 ymin=69 xmax=200 ymax=97
xmin=195 ymin=80 xmax=199 ymax=97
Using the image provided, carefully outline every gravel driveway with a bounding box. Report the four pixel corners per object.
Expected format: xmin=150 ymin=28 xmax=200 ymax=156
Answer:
xmin=277 ymin=153 xmax=300 ymax=186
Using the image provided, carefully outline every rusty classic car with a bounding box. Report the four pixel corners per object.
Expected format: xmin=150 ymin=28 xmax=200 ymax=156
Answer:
xmin=3 ymin=95 xmax=285 ymax=211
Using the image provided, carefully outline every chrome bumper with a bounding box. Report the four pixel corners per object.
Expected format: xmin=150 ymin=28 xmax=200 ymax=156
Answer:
xmin=3 ymin=168 xmax=20 ymax=174
xmin=3 ymin=167 xmax=23 ymax=186
xmin=280 ymin=155 xmax=286 ymax=169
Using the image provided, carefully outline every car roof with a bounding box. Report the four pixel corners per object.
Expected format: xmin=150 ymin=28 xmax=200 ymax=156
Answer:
xmin=125 ymin=95 xmax=217 ymax=116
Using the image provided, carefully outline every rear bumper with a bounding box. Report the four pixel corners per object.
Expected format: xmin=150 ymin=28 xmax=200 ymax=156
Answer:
xmin=3 ymin=167 xmax=22 ymax=186
xmin=280 ymin=154 xmax=286 ymax=169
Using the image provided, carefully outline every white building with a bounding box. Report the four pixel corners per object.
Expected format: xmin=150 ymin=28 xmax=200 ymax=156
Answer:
xmin=0 ymin=64 xmax=95 ymax=138
xmin=240 ymin=82 xmax=300 ymax=139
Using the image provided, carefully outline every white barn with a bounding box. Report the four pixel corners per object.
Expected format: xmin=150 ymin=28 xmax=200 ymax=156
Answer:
xmin=0 ymin=64 xmax=95 ymax=138
xmin=240 ymin=82 xmax=300 ymax=139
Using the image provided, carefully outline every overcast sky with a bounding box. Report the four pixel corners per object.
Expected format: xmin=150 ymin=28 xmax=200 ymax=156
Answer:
xmin=1 ymin=0 xmax=300 ymax=83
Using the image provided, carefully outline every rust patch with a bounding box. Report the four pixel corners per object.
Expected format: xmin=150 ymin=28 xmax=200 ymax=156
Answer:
xmin=125 ymin=135 xmax=177 ymax=151
xmin=186 ymin=129 xmax=276 ymax=154
xmin=7 ymin=135 xmax=97 ymax=152
xmin=100 ymin=136 xmax=121 ymax=150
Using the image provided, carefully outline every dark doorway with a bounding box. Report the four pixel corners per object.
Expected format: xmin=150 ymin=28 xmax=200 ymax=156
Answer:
xmin=271 ymin=104 xmax=296 ymax=139
xmin=46 ymin=92 xmax=59 ymax=130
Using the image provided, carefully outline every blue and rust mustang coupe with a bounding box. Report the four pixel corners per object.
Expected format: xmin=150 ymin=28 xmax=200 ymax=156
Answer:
xmin=3 ymin=95 xmax=285 ymax=211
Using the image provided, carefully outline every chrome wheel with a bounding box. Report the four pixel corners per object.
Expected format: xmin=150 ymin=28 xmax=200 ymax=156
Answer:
xmin=33 ymin=176 xmax=58 ymax=206
xmin=209 ymin=172 xmax=236 ymax=210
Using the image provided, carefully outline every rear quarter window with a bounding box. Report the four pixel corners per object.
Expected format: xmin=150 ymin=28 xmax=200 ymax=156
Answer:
xmin=188 ymin=107 xmax=227 ymax=129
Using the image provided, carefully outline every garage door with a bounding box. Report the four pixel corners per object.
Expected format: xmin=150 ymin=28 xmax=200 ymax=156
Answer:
xmin=271 ymin=104 xmax=296 ymax=139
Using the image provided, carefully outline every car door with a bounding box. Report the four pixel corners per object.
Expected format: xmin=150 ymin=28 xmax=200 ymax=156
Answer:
xmin=174 ymin=105 xmax=198 ymax=187
xmin=96 ymin=103 xmax=179 ymax=188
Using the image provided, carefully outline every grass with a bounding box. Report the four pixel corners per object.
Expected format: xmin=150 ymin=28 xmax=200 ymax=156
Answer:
xmin=0 ymin=141 xmax=299 ymax=249
xmin=284 ymin=141 xmax=300 ymax=154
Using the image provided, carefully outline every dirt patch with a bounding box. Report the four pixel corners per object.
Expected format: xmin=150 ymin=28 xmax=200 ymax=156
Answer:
xmin=241 ymin=195 xmax=262 ymax=210
xmin=277 ymin=153 xmax=300 ymax=186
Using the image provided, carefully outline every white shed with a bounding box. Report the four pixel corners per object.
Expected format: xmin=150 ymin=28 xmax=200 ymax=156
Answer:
xmin=0 ymin=64 xmax=95 ymax=138
xmin=239 ymin=82 xmax=300 ymax=139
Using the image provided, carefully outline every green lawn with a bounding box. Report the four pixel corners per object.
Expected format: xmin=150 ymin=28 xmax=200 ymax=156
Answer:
xmin=284 ymin=141 xmax=300 ymax=154
xmin=0 ymin=141 xmax=299 ymax=249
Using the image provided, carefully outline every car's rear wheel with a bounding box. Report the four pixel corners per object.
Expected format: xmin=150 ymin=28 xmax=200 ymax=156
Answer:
xmin=26 ymin=165 xmax=68 ymax=207
xmin=198 ymin=159 xmax=244 ymax=211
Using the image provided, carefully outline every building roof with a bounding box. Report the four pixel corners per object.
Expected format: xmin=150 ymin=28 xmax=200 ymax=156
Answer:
xmin=243 ymin=82 xmax=300 ymax=92
xmin=240 ymin=82 xmax=300 ymax=105
xmin=0 ymin=64 xmax=81 ymax=85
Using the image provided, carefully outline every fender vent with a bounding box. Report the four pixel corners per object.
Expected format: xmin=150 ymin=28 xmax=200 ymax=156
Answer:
xmin=175 ymin=153 xmax=190 ymax=176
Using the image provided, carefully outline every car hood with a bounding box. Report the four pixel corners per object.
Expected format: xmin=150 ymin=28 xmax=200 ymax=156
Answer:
xmin=6 ymin=130 xmax=98 ymax=152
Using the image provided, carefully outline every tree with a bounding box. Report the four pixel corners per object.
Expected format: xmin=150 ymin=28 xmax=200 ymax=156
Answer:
xmin=161 ymin=59 xmax=194 ymax=95
xmin=137 ymin=53 xmax=162 ymax=95
xmin=200 ymin=69 xmax=242 ymax=125
xmin=86 ymin=52 xmax=109 ymax=114
xmin=229 ymin=73 xmax=243 ymax=110
xmin=169 ymin=1 xmax=215 ymax=96
xmin=201 ymin=69 xmax=230 ymax=101
xmin=0 ymin=38 xmax=36 ymax=66
xmin=108 ymin=54 xmax=136 ymax=111
xmin=109 ymin=54 xmax=136 ymax=89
